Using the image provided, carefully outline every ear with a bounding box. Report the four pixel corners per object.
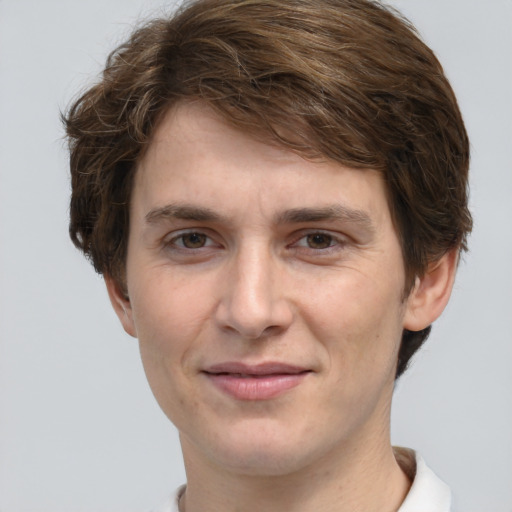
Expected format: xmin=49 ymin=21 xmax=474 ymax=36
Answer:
xmin=105 ymin=275 xmax=137 ymax=338
xmin=403 ymin=250 xmax=458 ymax=332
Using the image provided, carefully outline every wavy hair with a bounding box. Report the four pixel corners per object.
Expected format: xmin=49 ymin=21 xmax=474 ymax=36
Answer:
xmin=64 ymin=0 xmax=472 ymax=377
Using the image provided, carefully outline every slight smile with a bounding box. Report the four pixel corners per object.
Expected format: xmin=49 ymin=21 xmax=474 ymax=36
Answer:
xmin=203 ymin=363 xmax=312 ymax=400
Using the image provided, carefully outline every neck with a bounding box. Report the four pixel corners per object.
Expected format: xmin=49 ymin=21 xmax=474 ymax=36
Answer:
xmin=179 ymin=433 xmax=411 ymax=512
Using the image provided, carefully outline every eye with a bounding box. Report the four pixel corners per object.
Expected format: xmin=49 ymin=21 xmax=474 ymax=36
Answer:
xmin=167 ymin=231 xmax=216 ymax=250
xmin=293 ymin=231 xmax=340 ymax=250
xmin=178 ymin=232 xmax=208 ymax=249
xmin=161 ymin=229 xmax=223 ymax=262
xmin=305 ymin=233 xmax=334 ymax=249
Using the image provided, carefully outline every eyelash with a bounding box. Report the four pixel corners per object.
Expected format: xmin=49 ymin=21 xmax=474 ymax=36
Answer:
xmin=291 ymin=231 xmax=344 ymax=251
xmin=165 ymin=231 xmax=219 ymax=251
xmin=164 ymin=230 xmax=346 ymax=254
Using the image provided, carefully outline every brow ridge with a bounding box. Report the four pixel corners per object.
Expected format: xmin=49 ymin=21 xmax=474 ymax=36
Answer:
xmin=145 ymin=203 xmax=225 ymax=224
xmin=145 ymin=202 xmax=374 ymax=233
xmin=275 ymin=205 xmax=374 ymax=232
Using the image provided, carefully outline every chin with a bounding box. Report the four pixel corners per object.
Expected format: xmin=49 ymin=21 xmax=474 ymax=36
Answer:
xmin=218 ymin=447 xmax=312 ymax=477
xmin=197 ymin=422 xmax=326 ymax=477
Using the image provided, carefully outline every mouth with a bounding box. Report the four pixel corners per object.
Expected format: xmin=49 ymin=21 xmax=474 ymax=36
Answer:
xmin=202 ymin=362 xmax=312 ymax=400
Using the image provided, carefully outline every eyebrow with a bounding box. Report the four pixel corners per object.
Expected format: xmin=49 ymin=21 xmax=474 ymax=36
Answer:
xmin=275 ymin=205 xmax=375 ymax=233
xmin=145 ymin=202 xmax=375 ymax=233
xmin=145 ymin=204 xmax=226 ymax=224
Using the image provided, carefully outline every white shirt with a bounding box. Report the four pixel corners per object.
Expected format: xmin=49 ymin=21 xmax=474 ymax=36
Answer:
xmin=395 ymin=448 xmax=452 ymax=512
xmin=152 ymin=449 xmax=452 ymax=512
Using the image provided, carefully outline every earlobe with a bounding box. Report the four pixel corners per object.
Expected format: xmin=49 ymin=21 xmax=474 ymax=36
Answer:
xmin=403 ymin=250 xmax=458 ymax=332
xmin=105 ymin=275 xmax=137 ymax=338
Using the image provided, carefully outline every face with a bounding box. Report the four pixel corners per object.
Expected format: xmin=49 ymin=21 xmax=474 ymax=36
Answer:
xmin=111 ymin=102 xmax=428 ymax=477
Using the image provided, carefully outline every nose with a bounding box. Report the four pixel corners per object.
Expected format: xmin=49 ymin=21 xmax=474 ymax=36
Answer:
xmin=214 ymin=245 xmax=293 ymax=340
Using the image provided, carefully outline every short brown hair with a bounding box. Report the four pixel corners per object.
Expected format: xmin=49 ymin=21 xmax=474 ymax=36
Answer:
xmin=64 ymin=0 xmax=472 ymax=378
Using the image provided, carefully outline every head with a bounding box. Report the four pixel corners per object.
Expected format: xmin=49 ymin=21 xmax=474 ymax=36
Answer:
xmin=65 ymin=0 xmax=471 ymax=379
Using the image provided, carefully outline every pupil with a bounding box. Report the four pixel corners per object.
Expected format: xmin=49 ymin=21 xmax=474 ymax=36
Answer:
xmin=308 ymin=233 xmax=331 ymax=249
xmin=183 ymin=233 xmax=206 ymax=248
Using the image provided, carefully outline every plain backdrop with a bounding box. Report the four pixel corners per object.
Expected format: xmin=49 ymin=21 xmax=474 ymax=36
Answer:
xmin=1 ymin=1 xmax=511 ymax=511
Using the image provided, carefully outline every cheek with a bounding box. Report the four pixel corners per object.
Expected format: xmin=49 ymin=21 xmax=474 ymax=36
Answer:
xmin=129 ymin=267 xmax=213 ymax=351
xmin=131 ymin=274 xmax=210 ymax=424
xmin=302 ymin=270 xmax=405 ymax=377
xmin=127 ymin=270 xmax=214 ymax=414
xmin=304 ymin=277 xmax=404 ymax=432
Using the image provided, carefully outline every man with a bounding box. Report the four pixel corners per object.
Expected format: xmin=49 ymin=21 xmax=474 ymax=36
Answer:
xmin=64 ymin=0 xmax=472 ymax=510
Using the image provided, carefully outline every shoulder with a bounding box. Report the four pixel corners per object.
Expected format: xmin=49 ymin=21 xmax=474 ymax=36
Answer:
xmin=395 ymin=447 xmax=453 ymax=512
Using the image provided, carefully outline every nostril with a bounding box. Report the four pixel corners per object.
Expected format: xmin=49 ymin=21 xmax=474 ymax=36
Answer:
xmin=217 ymin=316 xmax=286 ymax=341
xmin=260 ymin=324 xmax=283 ymax=338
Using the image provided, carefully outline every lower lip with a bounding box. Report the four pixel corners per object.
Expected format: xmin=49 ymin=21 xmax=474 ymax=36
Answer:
xmin=205 ymin=372 xmax=309 ymax=400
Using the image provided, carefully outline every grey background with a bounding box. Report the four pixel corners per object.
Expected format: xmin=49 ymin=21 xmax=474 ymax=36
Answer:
xmin=0 ymin=1 xmax=510 ymax=511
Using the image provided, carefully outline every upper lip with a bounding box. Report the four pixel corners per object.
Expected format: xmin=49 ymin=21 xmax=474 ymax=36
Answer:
xmin=204 ymin=362 xmax=310 ymax=376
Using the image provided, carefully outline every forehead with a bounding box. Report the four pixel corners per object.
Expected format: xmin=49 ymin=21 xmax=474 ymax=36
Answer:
xmin=134 ymin=101 xmax=392 ymax=227
xmin=144 ymin=101 xmax=305 ymax=173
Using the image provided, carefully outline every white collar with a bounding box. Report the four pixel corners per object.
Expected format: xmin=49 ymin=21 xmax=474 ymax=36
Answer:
xmin=395 ymin=447 xmax=452 ymax=512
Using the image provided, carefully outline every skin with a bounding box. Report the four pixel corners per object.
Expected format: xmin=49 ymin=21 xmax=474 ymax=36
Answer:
xmin=107 ymin=101 xmax=457 ymax=512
